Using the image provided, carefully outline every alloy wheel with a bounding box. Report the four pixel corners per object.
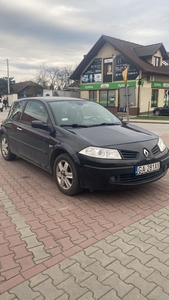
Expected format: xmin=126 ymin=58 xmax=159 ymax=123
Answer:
xmin=56 ymin=159 xmax=73 ymax=190
xmin=1 ymin=136 xmax=9 ymax=157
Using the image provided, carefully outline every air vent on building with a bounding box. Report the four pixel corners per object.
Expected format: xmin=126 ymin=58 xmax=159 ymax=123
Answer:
xmin=149 ymin=75 xmax=155 ymax=82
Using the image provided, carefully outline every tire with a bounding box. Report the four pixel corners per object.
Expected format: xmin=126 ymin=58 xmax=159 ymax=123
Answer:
xmin=53 ymin=153 xmax=82 ymax=196
xmin=1 ymin=134 xmax=16 ymax=161
xmin=154 ymin=110 xmax=160 ymax=116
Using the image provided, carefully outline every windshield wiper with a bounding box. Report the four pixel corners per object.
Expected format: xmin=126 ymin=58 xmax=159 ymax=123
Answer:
xmin=89 ymin=122 xmax=120 ymax=127
xmin=101 ymin=122 xmax=120 ymax=125
xmin=60 ymin=124 xmax=88 ymax=128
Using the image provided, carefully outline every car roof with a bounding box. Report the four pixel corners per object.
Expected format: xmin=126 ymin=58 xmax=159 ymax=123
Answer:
xmin=16 ymin=97 xmax=87 ymax=103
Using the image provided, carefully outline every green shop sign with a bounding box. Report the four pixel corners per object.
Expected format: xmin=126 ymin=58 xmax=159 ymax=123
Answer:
xmin=152 ymin=81 xmax=169 ymax=88
xmin=80 ymin=81 xmax=136 ymax=90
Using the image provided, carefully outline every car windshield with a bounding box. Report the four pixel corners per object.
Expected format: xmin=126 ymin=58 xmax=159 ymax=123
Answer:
xmin=49 ymin=100 xmax=121 ymax=127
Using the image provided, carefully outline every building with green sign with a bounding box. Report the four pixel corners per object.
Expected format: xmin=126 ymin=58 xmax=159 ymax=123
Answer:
xmin=70 ymin=35 xmax=169 ymax=115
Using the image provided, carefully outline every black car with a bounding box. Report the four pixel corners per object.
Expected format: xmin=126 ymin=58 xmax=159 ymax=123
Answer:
xmin=153 ymin=106 xmax=169 ymax=116
xmin=1 ymin=97 xmax=169 ymax=196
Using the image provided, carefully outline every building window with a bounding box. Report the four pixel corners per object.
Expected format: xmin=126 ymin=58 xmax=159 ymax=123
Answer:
xmin=103 ymin=58 xmax=113 ymax=82
xmin=99 ymin=90 xmax=116 ymax=107
xmin=117 ymin=56 xmax=122 ymax=64
xmin=89 ymin=91 xmax=97 ymax=102
xmin=153 ymin=56 xmax=160 ymax=67
xmin=164 ymin=90 xmax=169 ymax=106
xmin=100 ymin=90 xmax=107 ymax=106
xmin=151 ymin=89 xmax=158 ymax=107
xmin=108 ymin=90 xmax=116 ymax=107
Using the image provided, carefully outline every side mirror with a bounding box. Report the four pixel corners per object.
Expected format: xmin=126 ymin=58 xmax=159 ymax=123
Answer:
xmin=31 ymin=120 xmax=48 ymax=130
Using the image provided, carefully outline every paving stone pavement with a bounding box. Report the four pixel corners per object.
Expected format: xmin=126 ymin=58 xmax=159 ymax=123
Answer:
xmin=0 ymin=133 xmax=169 ymax=299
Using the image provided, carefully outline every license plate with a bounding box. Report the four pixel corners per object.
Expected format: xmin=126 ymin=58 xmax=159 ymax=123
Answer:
xmin=135 ymin=162 xmax=160 ymax=175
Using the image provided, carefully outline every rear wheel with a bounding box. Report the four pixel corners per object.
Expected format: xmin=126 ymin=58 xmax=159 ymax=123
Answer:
xmin=53 ymin=153 xmax=82 ymax=196
xmin=1 ymin=134 xmax=16 ymax=161
xmin=154 ymin=110 xmax=160 ymax=116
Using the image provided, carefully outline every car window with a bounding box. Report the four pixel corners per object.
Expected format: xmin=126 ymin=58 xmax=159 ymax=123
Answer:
xmin=21 ymin=100 xmax=48 ymax=124
xmin=11 ymin=101 xmax=25 ymax=121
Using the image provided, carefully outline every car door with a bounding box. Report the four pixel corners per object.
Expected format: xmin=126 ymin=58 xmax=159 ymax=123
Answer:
xmin=5 ymin=100 xmax=26 ymax=155
xmin=14 ymin=100 xmax=52 ymax=169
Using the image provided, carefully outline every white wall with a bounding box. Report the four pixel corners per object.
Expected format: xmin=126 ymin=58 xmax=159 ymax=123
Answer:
xmin=7 ymin=94 xmax=18 ymax=106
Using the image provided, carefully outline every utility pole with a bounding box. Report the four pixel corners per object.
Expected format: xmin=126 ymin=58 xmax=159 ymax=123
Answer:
xmin=6 ymin=58 xmax=10 ymax=94
xmin=137 ymin=77 xmax=145 ymax=115
xmin=122 ymin=67 xmax=129 ymax=122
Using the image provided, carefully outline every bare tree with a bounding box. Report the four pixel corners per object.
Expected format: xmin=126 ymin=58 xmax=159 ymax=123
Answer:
xmin=35 ymin=64 xmax=76 ymax=90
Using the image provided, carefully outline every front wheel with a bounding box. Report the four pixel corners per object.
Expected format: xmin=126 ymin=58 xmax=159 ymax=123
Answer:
xmin=53 ymin=153 xmax=82 ymax=196
xmin=1 ymin=134 xmax=16 ymax=161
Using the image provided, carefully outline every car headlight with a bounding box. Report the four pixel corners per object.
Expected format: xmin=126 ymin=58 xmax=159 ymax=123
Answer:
xmin=79 ymin=146 xmax=122 ymax=159
xmin=158 ymin=138 xmax=166 ymax=152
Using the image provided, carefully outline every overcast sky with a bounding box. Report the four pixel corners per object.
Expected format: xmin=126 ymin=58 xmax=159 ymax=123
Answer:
xmin=0 ymin=0 xmax=169 ymax=82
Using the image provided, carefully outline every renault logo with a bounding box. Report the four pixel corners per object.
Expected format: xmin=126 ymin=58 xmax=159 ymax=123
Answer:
xmin=143 ymin=149 xmax=149 ymax=158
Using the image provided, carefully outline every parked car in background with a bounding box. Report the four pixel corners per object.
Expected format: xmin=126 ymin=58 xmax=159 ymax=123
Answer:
xmin=153 ymin=105 xmax=169 ymax=116
xmin=0 ymin=99 xmax=4 ymax=112
xmin=1 ymin=97 xmax=169 ymax=196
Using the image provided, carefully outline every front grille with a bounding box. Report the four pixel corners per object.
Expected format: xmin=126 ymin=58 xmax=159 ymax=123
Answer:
xmin=120 ymin=150 xmax=138 ymax=159
xmin=120 ymin=144 xmax=161 ymax=159
xmin=119 ymin=169 xmax=164 ymax=184
xmin=151 ymin=144 xmax=160 ymax=155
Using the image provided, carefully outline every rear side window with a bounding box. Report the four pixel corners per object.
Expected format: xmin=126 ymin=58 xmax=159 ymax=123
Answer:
xmin=22 ymin=100 xmax=48 ymax=124
xmin=11 ymin=101 xmax=25 ymax=121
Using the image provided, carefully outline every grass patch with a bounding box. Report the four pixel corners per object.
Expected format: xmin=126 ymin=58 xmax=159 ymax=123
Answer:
xmin=131 ymin=116 xmax=169 ymax=121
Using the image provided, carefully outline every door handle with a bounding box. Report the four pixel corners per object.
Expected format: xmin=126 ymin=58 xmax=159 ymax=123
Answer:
xmin=17 ymin=127 xmax=22 ymax=131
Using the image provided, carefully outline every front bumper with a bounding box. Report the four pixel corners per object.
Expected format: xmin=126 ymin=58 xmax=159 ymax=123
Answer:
xmin=77 ymin=153 xmax=169 ymax=190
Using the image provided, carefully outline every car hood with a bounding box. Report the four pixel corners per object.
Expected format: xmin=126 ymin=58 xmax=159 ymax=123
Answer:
xmin=66 ymin=123 xmax=157 ymax=147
